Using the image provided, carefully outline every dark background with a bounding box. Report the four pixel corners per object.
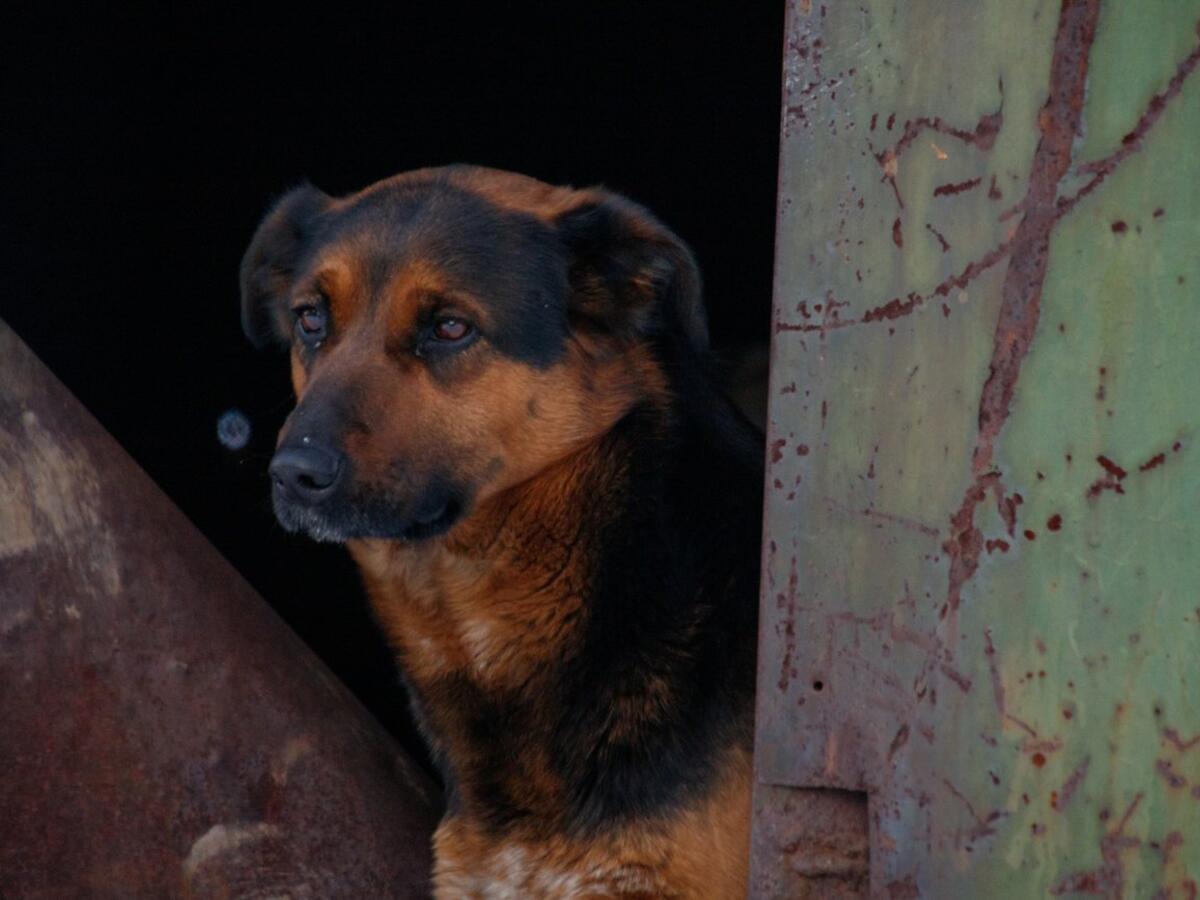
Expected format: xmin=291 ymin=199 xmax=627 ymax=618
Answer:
xmin=2 ymin=4 xmax=783 ymax=765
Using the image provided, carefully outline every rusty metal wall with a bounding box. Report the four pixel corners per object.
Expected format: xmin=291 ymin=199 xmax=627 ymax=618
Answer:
xmin=753 ymin=1 xmax=1200 ymax=896
xmin=0 ymin=320 xmax=439 ymax=898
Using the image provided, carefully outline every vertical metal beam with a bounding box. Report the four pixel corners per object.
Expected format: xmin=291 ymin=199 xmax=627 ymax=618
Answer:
xmin=0 ymin=321 xmax=439 ymax=898
xmin=754 ymin=1 xmax=1200 ymax=895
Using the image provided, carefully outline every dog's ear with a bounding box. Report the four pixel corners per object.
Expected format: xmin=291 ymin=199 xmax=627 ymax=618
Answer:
xmin=239 ymin=183 xmax=331 ymax=348
xmin=554 ymin=190 xmax=708 ymax=354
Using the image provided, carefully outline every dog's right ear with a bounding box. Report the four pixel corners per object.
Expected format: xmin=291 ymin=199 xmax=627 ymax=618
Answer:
xmin=239 ymin=183 xmax=331 ymax=348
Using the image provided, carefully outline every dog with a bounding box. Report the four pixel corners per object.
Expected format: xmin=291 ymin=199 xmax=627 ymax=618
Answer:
xmin=241 ymin=166 xmax=763 ymax=898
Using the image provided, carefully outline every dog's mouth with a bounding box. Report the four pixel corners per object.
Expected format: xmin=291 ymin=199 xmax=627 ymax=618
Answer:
xmin=273 ymin=483 xmax=466 ymax=544
xmin=398 ymin=497 xmax=463 ymax=541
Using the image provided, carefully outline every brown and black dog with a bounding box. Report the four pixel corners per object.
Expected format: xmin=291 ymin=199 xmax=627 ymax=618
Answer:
xmin=241 ymin=166 xmax=763 ymax=898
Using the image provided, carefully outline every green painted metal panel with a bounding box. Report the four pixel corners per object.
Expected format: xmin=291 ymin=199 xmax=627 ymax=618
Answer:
xmin=752 ymin=1 xmax=1200 ymax=895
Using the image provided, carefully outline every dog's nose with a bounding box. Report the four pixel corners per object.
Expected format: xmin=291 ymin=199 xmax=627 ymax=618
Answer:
xmin=269 ymin=443 xmax=344 ymax=504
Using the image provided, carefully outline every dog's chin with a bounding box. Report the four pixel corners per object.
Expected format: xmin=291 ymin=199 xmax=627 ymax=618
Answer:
xmin=273 ymin=493 xmax=465 ymax=544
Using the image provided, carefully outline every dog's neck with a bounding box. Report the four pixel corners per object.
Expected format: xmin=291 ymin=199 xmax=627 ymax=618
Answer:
xmin=348 ymin=389 xmax=760 ymax=841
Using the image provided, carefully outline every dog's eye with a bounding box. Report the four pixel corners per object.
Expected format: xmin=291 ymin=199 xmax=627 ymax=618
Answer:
xmin=432 ymin=317 xmax=473 ymax=343
xmin=294 ymin=306 xmax=327 ymax=345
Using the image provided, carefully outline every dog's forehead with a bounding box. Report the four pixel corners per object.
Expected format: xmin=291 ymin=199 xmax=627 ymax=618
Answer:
xmin=312 ymin=178 xmax=572 ymax=365
xmin=325 ymin=181 xmax=541 ymax=277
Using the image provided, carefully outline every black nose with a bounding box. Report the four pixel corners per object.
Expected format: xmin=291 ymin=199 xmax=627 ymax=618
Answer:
xmin=269 ymin=443 xmax=344 ymax=504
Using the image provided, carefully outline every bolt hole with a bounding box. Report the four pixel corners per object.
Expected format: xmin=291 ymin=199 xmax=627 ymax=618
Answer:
xmin=812 ymin=679 xmax=825 ymax=692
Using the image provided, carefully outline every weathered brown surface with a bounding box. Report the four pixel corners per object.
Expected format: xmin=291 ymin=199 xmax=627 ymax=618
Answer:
xmin=0 ymin=320 xmax=439 ymax=898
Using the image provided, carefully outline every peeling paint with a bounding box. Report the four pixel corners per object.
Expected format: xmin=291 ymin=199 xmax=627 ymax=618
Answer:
xmin=183 ymin=821 xmax=282 ymax=880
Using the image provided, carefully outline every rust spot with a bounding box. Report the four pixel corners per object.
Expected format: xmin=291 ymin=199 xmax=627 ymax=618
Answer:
xmin=1153 ymin=207 xmax=1165 ymax=217
xmin=1032 ymin=753 xmax=1047 ymax=768
xmin=1024 ymin=529 xmax=1037 ymax=541
xmin=985 ymin=538 xmax=1010 ymax=554
xmin=1160 ymin=831 xmax=1185 ymax=865
xmin=892 ymin=217 xmax=904 ymax=247
xmin=1047 ymin=514 xmax=1063 ymax=532
xmin=1110 ymin=220 xmax=1128 ymax=233
xmin=1087 ymin=453 xmax=1129 ymax=499
xmin=988 ymin=175 xmax=1002 ymax=200
xmin=1097 ymin=454 xmax=1126 ymax=479
xmin=796 ymin=443 xmax=809 ymax=456
xmin=770 ymin=438 xmax=787 ymax=464
xmin=933 ymin=176 xmax=983 ymax=197
xmin=1156 ymin=758 xmax=1188 ymax=789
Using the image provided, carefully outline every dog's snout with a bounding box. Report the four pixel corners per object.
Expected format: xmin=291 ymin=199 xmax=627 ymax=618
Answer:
xmin=270 ymin=443 xmax=344 ymax=504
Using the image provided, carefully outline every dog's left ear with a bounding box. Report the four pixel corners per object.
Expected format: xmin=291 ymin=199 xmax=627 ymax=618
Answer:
xmin=554 ymin=190 xmax=708 ymax=353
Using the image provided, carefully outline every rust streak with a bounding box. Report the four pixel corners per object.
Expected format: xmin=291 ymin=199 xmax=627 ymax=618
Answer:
xmin=925 ymin=222 xmax=951 ymax=253
xmin=939 ymin=663 xmax=973 ymax=694
xmin=864 ymin=292 xmax=921 ymax=323
xmin=1139 ymin=452 xmax=1166 ymax=472
xmin=1051 ymin=792 xmax=1144 ymax=897
xmin=942 ymin=0 xmax=1100 ymax=618
xmin=933 ymin=176 xmax=983 ymax=197
xmin=861 ymin=507 xmax=940 ymax=538
xmin=941 ymin=778 xmax=1008 ymax=845
xmin=1165 ymin=727 xmax=1200 ymax=753
xmin=1059 ymin=20 xmax=1200 ymax=218
xmin=1053 ymin=756 xmax=1091 ymax=811
xmin=859 ymin=238 xmax=1013 ymax=327
xmin=982 ymin=629 xmax=1037 ymax=738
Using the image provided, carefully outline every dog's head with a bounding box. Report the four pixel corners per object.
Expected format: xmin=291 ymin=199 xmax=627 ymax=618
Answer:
xmin=241 ymin=166 xmax=706 ymax=542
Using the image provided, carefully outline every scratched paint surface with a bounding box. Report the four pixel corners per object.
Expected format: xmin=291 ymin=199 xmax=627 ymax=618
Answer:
xmin=753 ymin=1 xmax=1200 ymax=896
